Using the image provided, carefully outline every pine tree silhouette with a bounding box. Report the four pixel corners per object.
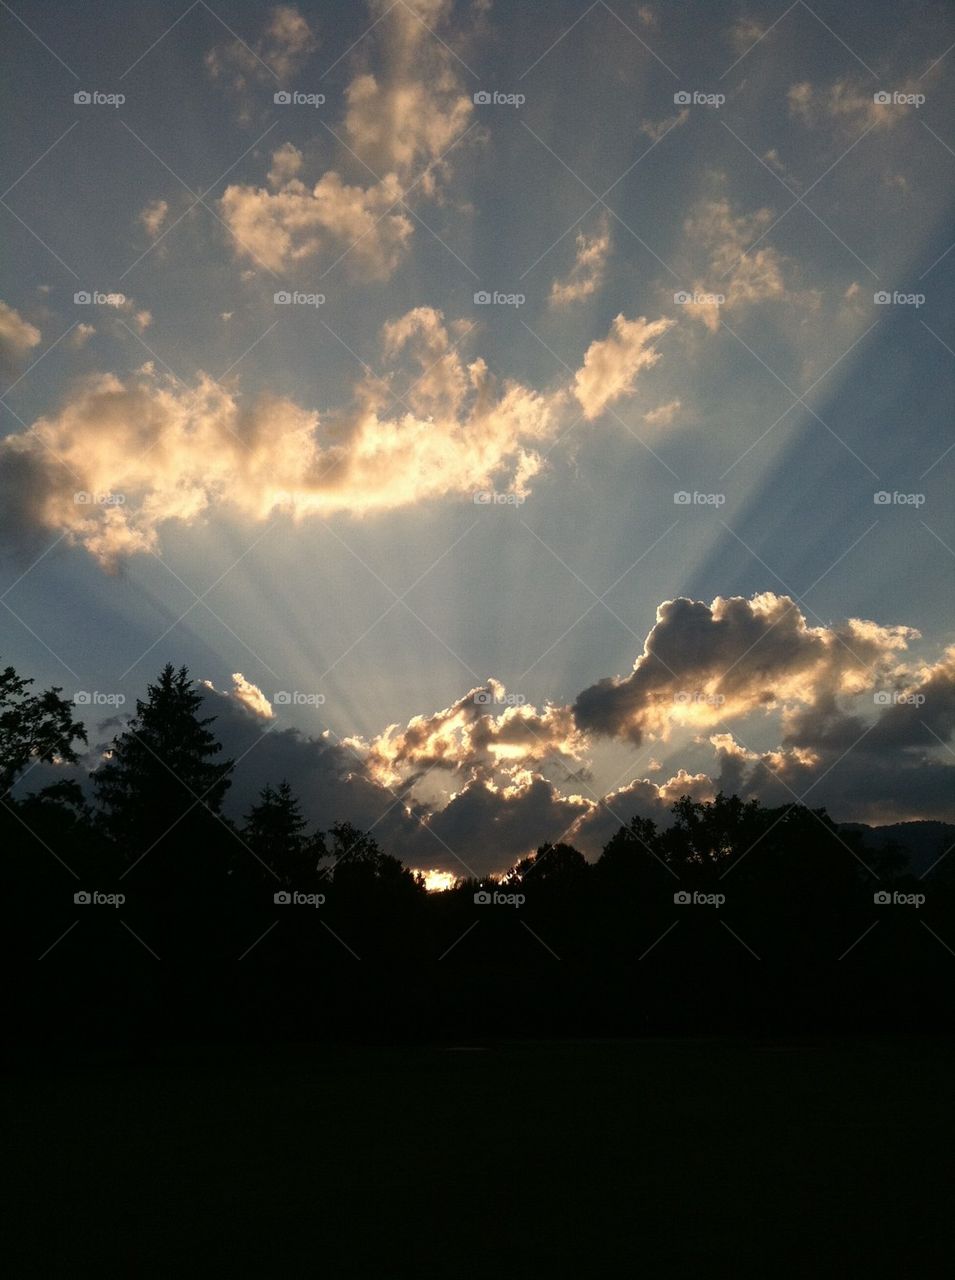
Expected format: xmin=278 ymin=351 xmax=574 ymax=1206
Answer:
xmin=94 ymin=663 xmax=232 ymax=858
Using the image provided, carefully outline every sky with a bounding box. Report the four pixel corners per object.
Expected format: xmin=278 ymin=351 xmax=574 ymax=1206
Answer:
xmin=1 ymin=0 xmax=953 ymax=879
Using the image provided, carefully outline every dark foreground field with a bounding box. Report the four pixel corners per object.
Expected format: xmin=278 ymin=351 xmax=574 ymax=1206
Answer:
xmin=5 ymin=1037 xmax=953 ymax=1276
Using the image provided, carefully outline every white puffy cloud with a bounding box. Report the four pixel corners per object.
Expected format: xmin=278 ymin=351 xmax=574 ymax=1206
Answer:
xmin=573 ymin=313 xmax=674 ymax=420
xmin=220 ymin=160 xmax=414 ymax=278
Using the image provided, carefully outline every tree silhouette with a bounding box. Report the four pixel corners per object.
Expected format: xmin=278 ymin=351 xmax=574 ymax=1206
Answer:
xmin=243 ymin=779 xmax=324 ymax=885
xmin=93 ymin=663 xmax=232 ymax=855
xmin=0 ymin=661 xmax=86 ymax=796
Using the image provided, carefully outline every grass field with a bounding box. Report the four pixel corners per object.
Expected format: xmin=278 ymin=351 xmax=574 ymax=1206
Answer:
xmin=5 ymin=1038 xmax=953 ymax=1276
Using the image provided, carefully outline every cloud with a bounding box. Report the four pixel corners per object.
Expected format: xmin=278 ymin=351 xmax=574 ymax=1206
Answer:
xmin=220 ymin=157 xmax=414 ymax=279
xmin=205 ymin=3 xmax=317 ymax=89
xmin=139 ymin=199 xmax=169 ymax=238
xmin=356 ymin=678 xmax=588 ymax=790
xmin=699 ymin=645 xmax=955 ymax=825
xmin=729 ymin=18 xmax=767 ymax=54
xmin=343 ymin=0 xmax=474 ymax=188
xmin=196 ymin=676 xmax=589 ymax=878
xmin=0 ymin=307 xmax=570 ymax=565
xmin=680 ymin=194 xmax=790 ymax=330
xmin=643 ymin=398 xmax=681 ymax=426
xmin=68 ymin=323 xmax=96 ymax=350
xmin=639 ymin=108 xmax=688 ymax=143
xmin=18 ymin=607 xmax=953 ymax=874
xmin=0 ymin=305 xmax=679 ymax=567
xmin=218 ymin=1 xmax=478 ymax=278
xmin=230 ymin=672 xmax=275 ymax=719
xmin=549 ymin=215 xmax=611 ymax=308
xmin=788 ymin=76 xmax=926 ymax=134
xmin=573 ymin=593 xmax=917 ymax=745
xmin=0 ymin=300 xmax=41 ymax=376
xmin=573 ymin=313 xmax=674 ymax=420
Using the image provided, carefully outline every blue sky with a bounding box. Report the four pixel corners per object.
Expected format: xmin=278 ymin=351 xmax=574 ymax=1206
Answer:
xmin=1 ymin=0 xmax=953 ymax=875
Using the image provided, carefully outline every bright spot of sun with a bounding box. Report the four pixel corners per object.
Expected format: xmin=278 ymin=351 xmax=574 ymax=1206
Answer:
xmin=422 ymin=869 xmax=456 ymax=892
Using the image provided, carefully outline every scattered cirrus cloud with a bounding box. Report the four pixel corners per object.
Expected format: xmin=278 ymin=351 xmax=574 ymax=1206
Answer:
xmin=643 ymin=398 xmax=681 ymax=427
xmin=205 ymin=3 xmax=318 ymax=94
xmin=549 ymin=215 xmax=612 ymax=308
xmin=138 ymin=199 xmax=169 ymax=239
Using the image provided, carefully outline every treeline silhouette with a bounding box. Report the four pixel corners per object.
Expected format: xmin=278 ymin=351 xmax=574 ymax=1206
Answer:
xmin=3 ymin=661 xmax=953 ymax=1047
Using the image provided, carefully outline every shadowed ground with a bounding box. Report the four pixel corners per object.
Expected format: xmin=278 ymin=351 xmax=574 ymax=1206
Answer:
xmin=5 ymin=1037 xmax=953 ymax=1276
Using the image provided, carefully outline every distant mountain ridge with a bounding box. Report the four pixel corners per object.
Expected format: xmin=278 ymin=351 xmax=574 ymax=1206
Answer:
xmin=840 ymin=821 xmax=955 ymax=877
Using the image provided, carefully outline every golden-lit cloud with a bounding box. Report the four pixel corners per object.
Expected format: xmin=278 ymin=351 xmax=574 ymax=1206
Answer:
xmin=205 ymin=3 xmax=317 ymax=90
xmin=220 ymin=161 xmax=414 ymax=278
xmin=343 ymin=0 xmax=473 ymax=188
xmin=573 ymin=313 xmax=674 ymax=420
xmin=643 ymin=398 xmax=681 ymax=426
xmin=680 ymin=194 xmax=789 ymax=331
xmin=0 ymin=300 xmax=41 ymax=375
xmin=218 ymin=0 xmax=476 ymax=278
xmin=548 ymin=215 xmax=611 ymax=308
xmin=355 ymin=678 xmax=589 ymax=790
xmin=0 ymin=303 xmax=682 ymax=566
xmin=0 ymin=305 xmax=590 ymax=565
xmin=230 ymin=672 xmax=275 ymax=719
xmin=574 ymin=593 xmax=918 ymax=745
xmin=788 ymin=76 xmax=927 ymax=134
xmin=138 ymin=199 xmax=169 ymax=238
xmin=639 ymin=108 xmax=689 ymax=143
